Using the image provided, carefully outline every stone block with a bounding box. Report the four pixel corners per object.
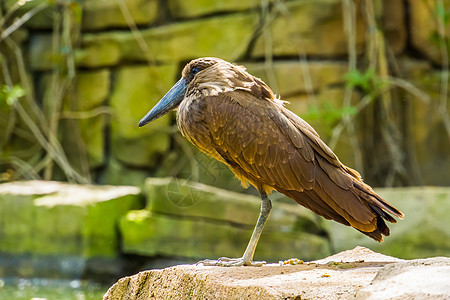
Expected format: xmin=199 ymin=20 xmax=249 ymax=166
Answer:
xmin=143 ymin=177 xmax=323 ymax=232
xmin=29 ymin=34 xmax=53 ymax=71
xmin=5 ymin=0 xmax=157 ymax=30
xmin=245 ymin=61 xmax=348 ymax=96
xmin=382 ymin=0 xmax=406 ymax=54
xmin=252 ymin=0 xmax=367 ymax=57
xmin=110 ymin=65 xmax=177 ymax=167
xmin=409 ymin=0 xmax=450 ymax=65
xmin=56 ymin=69 xmax=110 ymax=169
xmin=0 ymin=181 xmax=142 ymax=258
xmin=72 ymin=69 xmax=110 ymax=168
xmin=99 ymin=158 xmax=149 ymax=187
xmin=120 ymin=177 xmax=330 ymax=261
xmin=326 ymin=187 xmax=450 ymax=259
xmin=82 ymin=0 xmax=158 ymax=30
xmin=4 ymin=0 xmax=55 ymax=29
xmin=120 ymin=210 xmax=330 ymax=262
xmin=154 ymin=144 xmax=247 ymax=192
xmin=75 ymin=69 xmax=110 ymax=110
xmin=168 ymin=0 xmax=263 ymax=18
xmin=399 ymin=58 xmax=450 ymax=186
xmin=78 ymin=12 xmax=258 ymax=67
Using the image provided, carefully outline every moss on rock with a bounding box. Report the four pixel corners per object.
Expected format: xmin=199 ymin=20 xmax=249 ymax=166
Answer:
xmin=120 ymin=177 xmax=330 ymax=261
xmin=0 ymin=181 xmax=142 ymax=258
xmin=110 ymin=65 xmax=177 ymax=167
xmin=78 ymin=12 xmax=258 ymax=67
xmin=252 ymin=0 xmax=366 ymax=57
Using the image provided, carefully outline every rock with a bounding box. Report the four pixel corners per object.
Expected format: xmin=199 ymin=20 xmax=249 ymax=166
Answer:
xmin=144 ymin=177 xmax=322 ymax=230
xmin=82 ymin=0 xmax=158 ymax=30
xmin=78 ymin=12 xmax=258 ymax=67
xmin=401 ymin=58 xmax=450 ymax=186
xmin=98 ymin=158 xmax=149 ymax=187
xmin=120 ymin=210 xmax=328 ymax=262
xmin=168 ymin=0 xmax=265 ymax=18
xmin=409 ymin=0 xmax=450 ymax=65
xmin=252 ymin=0 xmax=367 ymax=57
xmin=75 ymin=69 xmax=111 ymax=110
xmin=61 ymin=69 xmax=111 ymax=168
xmin=326 ymin=187 xmax=450 ymax=259
xmin=60 ymin=115 xmax=107 ymax=169
xmin=154 ymin=144 xmax=248 ymax=192
xmin=0 ymin=181 xmax=142 ymax=258
xmin=29 ymin=34 xmax=53 ymax=71
xmin=356 ymin=257 xmax=450 ymax=299
xmin=109 ymin=65 xmax=176 ymax=167
xmin=245 ymin=61 xmax=348 ymax=96
xmin=103 ymin=246 xmax=450 ymax=299
xmin=5 ymin=0 xmax=158 ymax=30
xmin=120 ymin=177 xmax=330 ymax=262
xmin=4 ymin=0 xmax=55 ymax=29
xmin=381 ymin=0 xmax=406 ymax=54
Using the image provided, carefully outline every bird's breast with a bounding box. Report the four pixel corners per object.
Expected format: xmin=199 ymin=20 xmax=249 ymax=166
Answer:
xmin=176 ymin=96 xmax=224 ymax=162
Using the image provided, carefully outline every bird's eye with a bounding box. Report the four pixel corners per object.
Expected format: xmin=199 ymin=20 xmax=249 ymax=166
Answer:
xmin=192 ymin=67 xmax=199 ymax=74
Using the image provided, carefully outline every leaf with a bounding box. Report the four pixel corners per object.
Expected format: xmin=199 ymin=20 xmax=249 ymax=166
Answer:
xmin=344 ymin=69 xmax=376 ymax=92
xmin=1 ymin=85 xmax=26 ymax=106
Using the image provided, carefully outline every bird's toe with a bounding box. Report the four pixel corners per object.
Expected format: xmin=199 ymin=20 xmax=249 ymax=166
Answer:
xmin=197 ymin=257 xmax=266 ymax=267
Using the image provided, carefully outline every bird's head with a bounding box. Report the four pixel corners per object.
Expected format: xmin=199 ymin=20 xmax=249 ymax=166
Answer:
xmin=138 ymin=57 xmax=254 ymax=127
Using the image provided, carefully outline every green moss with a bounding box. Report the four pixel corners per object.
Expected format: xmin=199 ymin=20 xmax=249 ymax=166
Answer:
xmin=252 ymin=0 xmax=366 ymax=57
xmin=0 ymin=181 xmax=142 ymax=258
xmin=75 ymin=69 xmax=110 ymax=110
xmin=145 ymin=177 xmax=260 ymax=226
xmin=79 ymin=12 xmax=258 ymax=67
xmin=169 ymin=0 xmax=262 ymax=18
xmin=110 ymin=65 xmax=176 ymax=167
xmin=82 ymin=0 xmax=158 ymax=30
xmin=120 ymin=211 xmax=330 ymax=261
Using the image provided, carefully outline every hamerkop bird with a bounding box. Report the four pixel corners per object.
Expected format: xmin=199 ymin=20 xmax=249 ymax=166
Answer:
xmin=139 ymin=57 xmax=403 ymax=266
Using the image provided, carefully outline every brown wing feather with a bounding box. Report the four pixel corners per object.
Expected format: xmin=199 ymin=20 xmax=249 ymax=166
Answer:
xmin=193 ymin=90 xmax=402 ymax=242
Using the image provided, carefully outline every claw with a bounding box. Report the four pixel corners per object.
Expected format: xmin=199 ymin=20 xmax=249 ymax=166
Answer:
xmin=197 ymin=257 xmax=266 ymax=267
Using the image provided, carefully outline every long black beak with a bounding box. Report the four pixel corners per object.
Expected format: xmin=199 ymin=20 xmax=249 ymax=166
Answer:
xmin=139 ymin=77 xmax=187 ymax=127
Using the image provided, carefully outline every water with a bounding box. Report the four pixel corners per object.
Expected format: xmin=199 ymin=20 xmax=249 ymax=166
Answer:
xmin=0 ymin=278 xmax=108 ymax=300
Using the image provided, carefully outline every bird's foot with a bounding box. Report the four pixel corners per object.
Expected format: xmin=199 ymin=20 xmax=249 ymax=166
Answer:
xmin=197 ymin=257 xmax=266 ymax=267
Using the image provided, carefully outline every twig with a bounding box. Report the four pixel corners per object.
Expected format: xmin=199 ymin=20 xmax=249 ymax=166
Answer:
xmin=274 ymin=0 xmax=316 ymax=103
xmin=0 ymin=2 xmax=47 ymax=42
xmin=261 ymin=0 xmax=279 ymax=93
xmin=436 ymin=0 xmax=450 ymax=140
xmin=60 ymin=106 xmax=113 ymax=119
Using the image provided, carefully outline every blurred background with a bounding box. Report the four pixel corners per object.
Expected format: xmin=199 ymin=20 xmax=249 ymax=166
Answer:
xmin=0 ymin=0 xmax=449 ymax=298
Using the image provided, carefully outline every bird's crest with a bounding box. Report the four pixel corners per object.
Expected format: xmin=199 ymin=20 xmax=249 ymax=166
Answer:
xmin=182 ymin=57 xmax=286 ymax=107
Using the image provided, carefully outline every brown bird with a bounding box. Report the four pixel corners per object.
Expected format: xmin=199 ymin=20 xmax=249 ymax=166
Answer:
xmin=139 ymin=57 xmax=403 ymax=267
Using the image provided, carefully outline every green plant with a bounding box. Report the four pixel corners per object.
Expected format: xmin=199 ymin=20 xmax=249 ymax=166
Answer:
xmin=0 ymin=0 xmax=89 ymax=183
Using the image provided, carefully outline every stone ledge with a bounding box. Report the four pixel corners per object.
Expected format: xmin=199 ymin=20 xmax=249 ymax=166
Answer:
xmin=103 ymin=247 xmax=450 ymax=299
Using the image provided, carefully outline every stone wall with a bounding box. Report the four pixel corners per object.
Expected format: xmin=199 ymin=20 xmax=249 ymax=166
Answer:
xmin=0 ymin=0 xmax=449 ymax=187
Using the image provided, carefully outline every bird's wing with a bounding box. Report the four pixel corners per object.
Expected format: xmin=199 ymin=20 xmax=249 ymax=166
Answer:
xmin=203 ymin=90 xmax=390 ymax=234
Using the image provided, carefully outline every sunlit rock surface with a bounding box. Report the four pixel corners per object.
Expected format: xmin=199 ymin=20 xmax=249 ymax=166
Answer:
xmin=103 ymin=246 xmax=450 ymax=300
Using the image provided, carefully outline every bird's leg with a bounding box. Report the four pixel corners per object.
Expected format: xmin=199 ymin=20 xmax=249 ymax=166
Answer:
xmin=199 ymin=191 xmax=272 ymax=267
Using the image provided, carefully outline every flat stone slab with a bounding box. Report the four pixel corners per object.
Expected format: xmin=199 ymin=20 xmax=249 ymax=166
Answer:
xmin=103 ymin=246 xmax=450 ymax=299
xmin=0 ymin=180 xmax=142 ymax=258
xmin=120 ymin=177 xmax=330 ymax=262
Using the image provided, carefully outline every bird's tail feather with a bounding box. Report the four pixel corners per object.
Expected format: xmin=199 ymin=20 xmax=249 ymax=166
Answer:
xmin=277 ymin=178 xmax=403 ymax=242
